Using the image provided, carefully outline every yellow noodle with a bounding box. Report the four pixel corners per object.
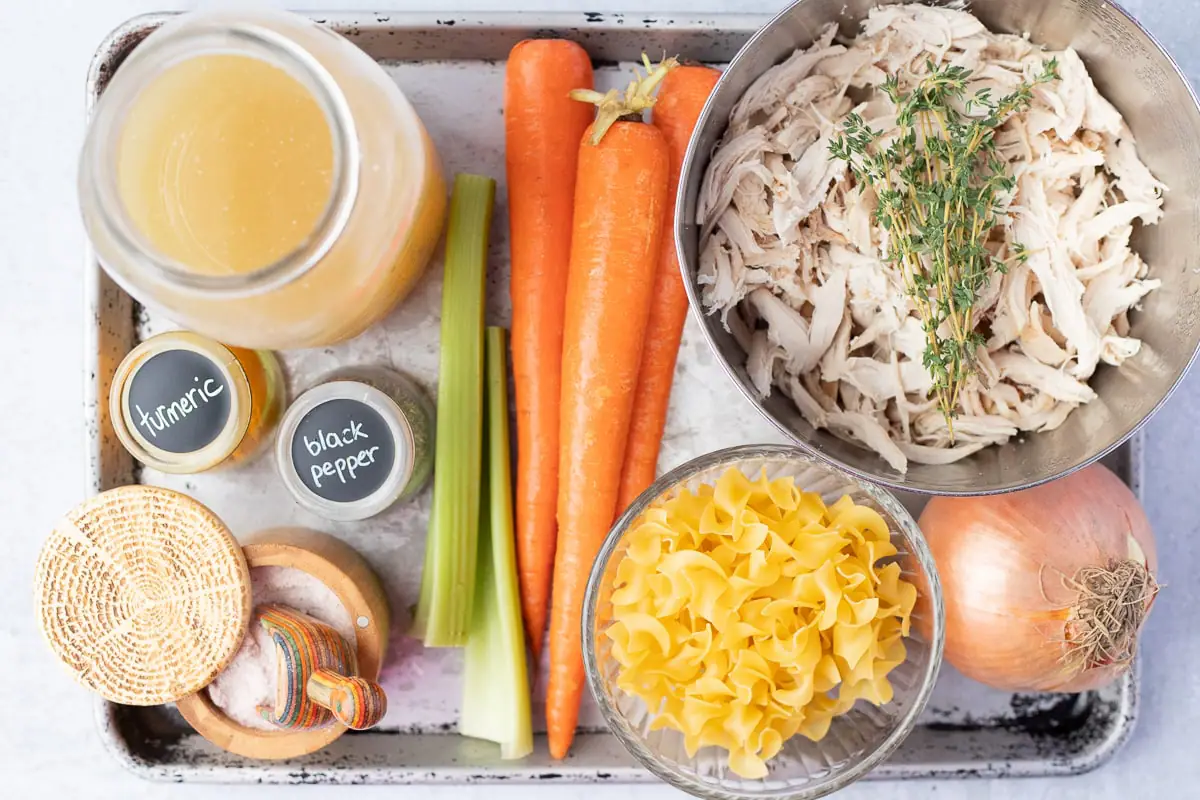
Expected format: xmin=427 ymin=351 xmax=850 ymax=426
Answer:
xmin=605 ymin=466 xmax=918 ymax=779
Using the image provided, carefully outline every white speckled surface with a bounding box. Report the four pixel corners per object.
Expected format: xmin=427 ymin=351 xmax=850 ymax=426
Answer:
xmin=2 ymin=0 xmax=1198 ymax=798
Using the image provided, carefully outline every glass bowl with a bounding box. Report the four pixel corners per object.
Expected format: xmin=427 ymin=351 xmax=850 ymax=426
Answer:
xmin=582 ymin=445 xmax=944 ymax=799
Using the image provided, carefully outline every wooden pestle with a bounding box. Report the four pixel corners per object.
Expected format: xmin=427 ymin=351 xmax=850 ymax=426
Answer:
xmin=255 ymin=604 xmax=388 ymax=731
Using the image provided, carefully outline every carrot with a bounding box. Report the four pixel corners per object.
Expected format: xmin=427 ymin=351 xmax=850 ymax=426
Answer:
xmin=616 ymin=66 xmax=721 ymax=515
xmin=547 ymin=57 xmax=676 ymax=761
xmin=505 ymin=39 xmax=595 ymax=658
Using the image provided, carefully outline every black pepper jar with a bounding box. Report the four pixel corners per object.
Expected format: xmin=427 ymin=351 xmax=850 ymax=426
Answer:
xmin=275 ymin=366 xmax=434 ymax=521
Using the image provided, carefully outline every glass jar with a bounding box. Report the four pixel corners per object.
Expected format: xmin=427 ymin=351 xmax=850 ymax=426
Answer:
xmin=276 ymin=366 xmax=434 ymax=521
xmin=110 ymin=331 xmax=286 ymax=473
xmin=79 ymin=10 xmax=447 ymax=350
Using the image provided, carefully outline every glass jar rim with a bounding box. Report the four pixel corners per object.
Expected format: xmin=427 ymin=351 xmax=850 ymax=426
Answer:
xmin=81 ymin=14 xmax=360 ymax=298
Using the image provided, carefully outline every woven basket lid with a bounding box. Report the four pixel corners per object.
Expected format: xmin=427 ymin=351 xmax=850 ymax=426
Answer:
xmin=34 ymin=485 xmax=251 ymax=705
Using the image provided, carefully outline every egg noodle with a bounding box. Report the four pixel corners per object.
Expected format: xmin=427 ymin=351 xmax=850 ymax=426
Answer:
xmin=605 ymin=467 xmax=917 ymax=778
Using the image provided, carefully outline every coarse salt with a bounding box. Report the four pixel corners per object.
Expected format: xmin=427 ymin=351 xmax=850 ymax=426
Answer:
xmin=206 ymin=566 xmax=356 ymax=730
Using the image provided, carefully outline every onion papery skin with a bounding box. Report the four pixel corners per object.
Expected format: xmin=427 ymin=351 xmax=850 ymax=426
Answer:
xmin=919 ymin=463 xmax=1157 ymax=693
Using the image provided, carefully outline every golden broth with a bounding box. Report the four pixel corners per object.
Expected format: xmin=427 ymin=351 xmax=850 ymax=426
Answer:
xmin=117 ymin=54 xmax=335 ymax=275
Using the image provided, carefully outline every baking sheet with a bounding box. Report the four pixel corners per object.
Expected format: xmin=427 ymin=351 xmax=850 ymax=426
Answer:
xmin=85 ymin=11 xmax=1137 ymax=784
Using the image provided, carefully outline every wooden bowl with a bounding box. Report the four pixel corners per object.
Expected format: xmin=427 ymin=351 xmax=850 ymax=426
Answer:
xmin=176 ymin=527 xmax=390 ymax=759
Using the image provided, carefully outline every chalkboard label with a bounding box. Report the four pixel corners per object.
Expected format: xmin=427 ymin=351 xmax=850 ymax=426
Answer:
xmin=289 ymin=399 xmax=396 ymax=503
xmin=126 ymin=349 xmax=232 ymax=454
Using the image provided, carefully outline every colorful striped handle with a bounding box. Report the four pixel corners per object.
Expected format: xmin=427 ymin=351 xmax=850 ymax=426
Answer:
xmin=254 ymin=604 xmax=387 ymax=732
xmin=306 ymin=669 xmax=388 ymax=730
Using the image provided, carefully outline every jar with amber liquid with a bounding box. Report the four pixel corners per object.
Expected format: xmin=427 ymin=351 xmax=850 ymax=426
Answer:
xmin=110 ymin=331 xmax=285 ymax=473
xmin=80 ymin=10 xmax=447 ymax=349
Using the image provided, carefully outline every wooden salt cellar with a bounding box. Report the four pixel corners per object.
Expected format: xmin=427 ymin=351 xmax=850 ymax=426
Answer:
xmin=177 ymin=527 xmax=391 ymax=759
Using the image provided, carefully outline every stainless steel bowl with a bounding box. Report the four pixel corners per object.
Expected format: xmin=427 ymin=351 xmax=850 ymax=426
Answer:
xmin=676 ymin=0 xmax=1200 ymax=495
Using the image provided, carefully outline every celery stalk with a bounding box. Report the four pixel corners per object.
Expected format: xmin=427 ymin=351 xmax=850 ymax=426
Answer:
xmin=412 ymin=174 xmax=496 ymax=647
xmin=460 ymin=327 xmax=533 ymax=759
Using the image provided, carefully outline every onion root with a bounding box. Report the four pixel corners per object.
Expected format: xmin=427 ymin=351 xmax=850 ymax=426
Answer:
xmin=1063 ymin=558 xmax=1159 ymax=672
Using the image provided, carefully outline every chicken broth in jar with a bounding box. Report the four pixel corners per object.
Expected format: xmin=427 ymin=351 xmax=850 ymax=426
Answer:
xmin=80 ymin=10 xmax=447 ymax=349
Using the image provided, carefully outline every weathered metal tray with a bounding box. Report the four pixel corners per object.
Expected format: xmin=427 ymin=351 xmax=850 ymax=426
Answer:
xmin=84 ymin=11 xmax=1139 ymax=785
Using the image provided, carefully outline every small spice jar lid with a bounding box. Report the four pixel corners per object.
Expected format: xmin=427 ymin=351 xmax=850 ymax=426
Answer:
xmin=276 ymin=367 xmax=433 ymax=521
xmin=110 ymin=331 xmax=280 ymax=473
xmin=33 ymin=485 xmax=251 ymax=705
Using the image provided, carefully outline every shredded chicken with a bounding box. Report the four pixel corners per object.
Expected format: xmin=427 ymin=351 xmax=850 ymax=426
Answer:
xmin=698 ymin=3 xmax=1165 ymax=472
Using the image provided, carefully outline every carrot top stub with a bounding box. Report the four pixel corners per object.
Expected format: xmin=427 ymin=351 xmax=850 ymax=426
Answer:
xmin=569 ymin=54 xmax=679 ymax=145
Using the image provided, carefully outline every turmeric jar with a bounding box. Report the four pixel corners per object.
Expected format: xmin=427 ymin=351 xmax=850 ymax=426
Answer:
xmin=110 ymin=331 xmax=285 ymax=473
xmin=79 ymin=10 xmax=446 ymax=349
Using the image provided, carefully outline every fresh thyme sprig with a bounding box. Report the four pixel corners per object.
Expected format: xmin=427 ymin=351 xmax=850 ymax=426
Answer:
xmin=829 ymin=58 xmax=1059 ymax=439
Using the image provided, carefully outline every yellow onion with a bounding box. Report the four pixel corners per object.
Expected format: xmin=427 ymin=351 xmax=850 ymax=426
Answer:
xmin=919 ymin=463 xmax=1158 ymax=693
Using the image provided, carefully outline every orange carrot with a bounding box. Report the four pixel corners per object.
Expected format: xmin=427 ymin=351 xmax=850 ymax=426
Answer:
xmin=547 ymin=58 xmax=675 ymax=761
xmin=505 ymin=39 xmax=594 ymax=658
xmin=616 ymin=66 xmax=721 ymax=514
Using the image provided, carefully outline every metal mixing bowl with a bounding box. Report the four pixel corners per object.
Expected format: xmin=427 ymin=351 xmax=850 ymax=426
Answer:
xmin=676 ymin=0 xmax=1200 ymax=495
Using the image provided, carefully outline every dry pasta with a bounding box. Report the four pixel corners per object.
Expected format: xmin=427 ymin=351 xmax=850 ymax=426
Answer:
xmin=605 ymin=466 xmax=918 ymax=779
